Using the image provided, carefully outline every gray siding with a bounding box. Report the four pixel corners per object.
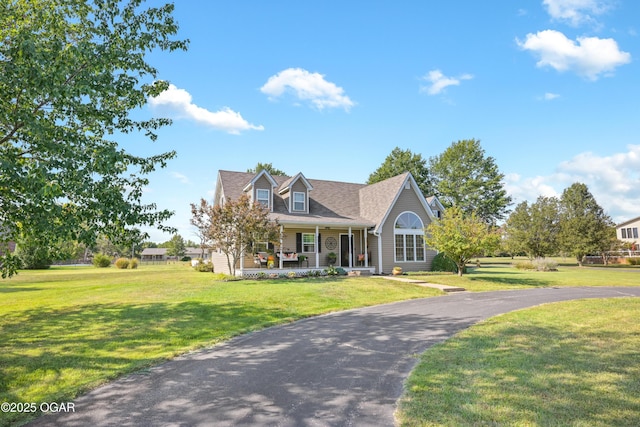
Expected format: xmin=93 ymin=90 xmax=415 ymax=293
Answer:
xmin=379 ymin=182 xmax=435 ymax=273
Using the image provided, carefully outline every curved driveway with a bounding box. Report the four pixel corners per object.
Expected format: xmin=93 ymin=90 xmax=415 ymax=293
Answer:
xmin=31 ymin=287 xmax=640 ymax=427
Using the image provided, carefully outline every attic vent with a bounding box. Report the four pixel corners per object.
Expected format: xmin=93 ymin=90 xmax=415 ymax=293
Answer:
xmin=404 ymin=182 xmax=410 ymax=190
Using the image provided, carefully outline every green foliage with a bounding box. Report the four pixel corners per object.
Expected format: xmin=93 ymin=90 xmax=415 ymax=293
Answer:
xmin=627 ymin=257 xmax=640 ymax=266
xmin=193 ymin=261 xmax=214 ymax=273
xmin=431 ymin=252 xmax=459 ymax=273
xmin=429 ymin=139 xmax=512 ymax=224
xmin=367 ymin=147 xmax=433 ymax=195
xmin=14 ymin=238 xmax=51 ymax=270
xmin=505 ymin=197 xmax=560 ymax=259
xmin=425 ymin=206 xmax=500 ymax=276
xmin=92 ymin=253 xmax=112 ymax=268
xmin=0 ymin=0 xmax=188 ymax=277
xmin=559 ymin=183 xmax=615 ymax=266
xmin=287 ymin=271 xmax=297 ymax=278
xmin=247 ymin=162 xmax=287 ymax=176
xmin=165 ymin=234 xmax=187 ymax=258
xmin=115 ymin=258 xmax=130 ymax=269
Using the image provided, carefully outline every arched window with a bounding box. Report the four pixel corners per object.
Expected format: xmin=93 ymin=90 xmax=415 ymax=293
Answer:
xmin=394 ymin=212 xmax=425 ymax=262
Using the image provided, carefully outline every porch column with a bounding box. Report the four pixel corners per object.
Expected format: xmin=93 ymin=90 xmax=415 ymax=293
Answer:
xmin=315 ymin=226 xmax=319 ymax=268
xmin=364 ymin=227 xmax=368 ymax=267
xmin=279 ymin=225 xmax=284 ymax=269
xmin=377 ymin=227 xmax=383 ymax=274
xmin=348 ymin=227 xmax=353 ymax=268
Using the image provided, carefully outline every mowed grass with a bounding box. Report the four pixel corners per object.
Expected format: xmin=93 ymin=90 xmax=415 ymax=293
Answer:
xmin=0 ymin=264 xmax=442 ymax=426
xmin=409 ymin=264 xmax=640 ymax=292
xmin=396 ymin=298 xmax=640 ymax=426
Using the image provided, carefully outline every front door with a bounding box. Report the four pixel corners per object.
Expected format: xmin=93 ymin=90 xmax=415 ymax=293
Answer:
xmin=340 ymin=234 xmax=354 ymax=267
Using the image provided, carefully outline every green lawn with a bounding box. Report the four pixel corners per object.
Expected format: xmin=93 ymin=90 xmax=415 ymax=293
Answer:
xmin=0 ymin=264 xmax=441 ymax=426
xmin=410 ymin=264 xmax=640 ymax=292
xmin=2 ymin=263 xmax=639 ymax=426
xmin=396 ymin=298 xmax=640 ymax=426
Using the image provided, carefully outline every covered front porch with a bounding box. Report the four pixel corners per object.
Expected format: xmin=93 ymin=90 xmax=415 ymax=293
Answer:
xmin=237 ymin=222 xmax=377 ymax=277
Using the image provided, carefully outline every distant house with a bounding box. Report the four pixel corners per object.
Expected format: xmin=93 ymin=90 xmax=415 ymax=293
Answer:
xmin=616 ymin=216 xmax=640 ymax=249
xmin=140 ymin=247 xmax=210 ymax=262
xmin=211 ymin=169 xmax=443 ymax=276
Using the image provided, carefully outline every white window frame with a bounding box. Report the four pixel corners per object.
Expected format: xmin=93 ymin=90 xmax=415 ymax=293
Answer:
xmin=256 ymin=189 xmax=270 ymax=208
xmin=293 ymin=191 xmax=306 ymax=212
xmin=394 ymin=211 xmax=425 ymax=262
xmin=302 ymin=233 xmax=315 ymax=252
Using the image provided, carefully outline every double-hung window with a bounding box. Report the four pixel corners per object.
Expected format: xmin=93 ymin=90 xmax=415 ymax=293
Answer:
xmin=302 ymin=233 xmax=315 ymax=252
xmin=293 ymin=192 xmax=305 ymax=212
xmin=394 ymin=212 xmax=425 ymax=262
xmin=256 ymin=189 xmax=270 ymax=208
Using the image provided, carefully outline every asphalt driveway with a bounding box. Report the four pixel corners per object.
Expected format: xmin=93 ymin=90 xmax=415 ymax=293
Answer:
xmin=29 ymin=287 xmax=640 ymax=427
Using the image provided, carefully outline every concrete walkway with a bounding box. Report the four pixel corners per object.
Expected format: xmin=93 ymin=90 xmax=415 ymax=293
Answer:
xmin=29 ymin=287 xmax=640 ymax=427
xmin=376 ymin=274 xmax=466 ymax=292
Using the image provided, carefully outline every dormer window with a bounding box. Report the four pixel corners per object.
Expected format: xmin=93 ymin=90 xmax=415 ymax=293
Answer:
xmin=256 ymin=189 xmax=270 ymax=208
xmin=293 ymin=192 xmax=305 ymax=211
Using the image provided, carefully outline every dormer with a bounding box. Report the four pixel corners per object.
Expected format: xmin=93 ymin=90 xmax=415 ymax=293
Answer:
xmin=427 ymin=195 xmax=445 ymax=219
xmin=243 ymin=169 xmax=278 ymax=211
xmin=278 ymin=172 xmax=313 ymax=214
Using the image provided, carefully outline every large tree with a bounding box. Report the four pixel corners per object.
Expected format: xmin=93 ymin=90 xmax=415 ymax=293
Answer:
xmin=558 ymin=183 xmax=615 ymax=266
xmin=0 ymin=0 xmax=188 ymax=277
xmin=367 ymin=147 xmax=433 ymax=196
xmin=504 ymin=196 xmax=560 ymax=259
xmin=424 ymin=206 xmax=500 ymax=276
xmin=429 ymin=139 xmax=512 ymax=224
xmin=190 ymin=195 xmax=280 ymax=276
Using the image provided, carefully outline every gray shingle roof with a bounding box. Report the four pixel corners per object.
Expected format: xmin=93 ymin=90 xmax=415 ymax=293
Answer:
xmin=217 ymin=170 xmax=428 ymax=229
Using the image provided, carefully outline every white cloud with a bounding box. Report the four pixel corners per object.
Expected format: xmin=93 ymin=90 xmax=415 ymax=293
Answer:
xmin=260 ymin=68 xmax=355 ymax=111
xmin=516 ymin=30 xmax=631 ymax=80
xmin=542 ymin=92 xmax=560 ymax=100
xmin=543 ymin=0 xmax=611 ymax=27
xmin=149 ymin=84 xmax=264 ymax=134
xmin=170 ymin=171 xmax=190 ymax=184
xmin=505 ymin=144 xmax=640 ymax=223
xmin=420 ymin=70 xmax=473 ymax=95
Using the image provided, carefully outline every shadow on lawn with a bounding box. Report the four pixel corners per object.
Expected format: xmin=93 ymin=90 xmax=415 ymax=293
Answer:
xmin=402 ymin=321 xmax=640 ymax=426
xmin=0 ymin=300 xmax=295 ymax=426
xmin=465 ymin=270 xmax=553 ymax=288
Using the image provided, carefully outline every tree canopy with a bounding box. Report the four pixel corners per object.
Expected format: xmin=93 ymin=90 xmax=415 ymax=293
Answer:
xmin=367 ymin=147 xmax=433 ymax=196
xmin=429 ymin=139 xmax=512 ymax=224
xmin=0 ymin=0 xmax=188 ymax=277
xmin=247 ymin=162 xmax=287 ymax=176
xmin=424 ymin=206 xmax=500 ymax=276
xmin=559 ymin=183 xmax=615 ymax=266
xmin=504 ymin=196 xmax=560 ymax=259
xmin=190 ymin=195 xmax=280 ymax=276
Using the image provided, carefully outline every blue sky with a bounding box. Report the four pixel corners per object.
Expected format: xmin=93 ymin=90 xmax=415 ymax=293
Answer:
xmin=130 ymin=0 xmax=640 ymax=243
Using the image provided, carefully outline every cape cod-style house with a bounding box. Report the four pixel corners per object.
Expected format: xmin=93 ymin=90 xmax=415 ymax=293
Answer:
xmin=210 ymin=169 xmax=444 ymax=277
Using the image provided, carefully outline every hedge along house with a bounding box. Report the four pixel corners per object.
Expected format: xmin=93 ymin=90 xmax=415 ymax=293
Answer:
xmin=211 ymin=169 xmax=442 ymax=277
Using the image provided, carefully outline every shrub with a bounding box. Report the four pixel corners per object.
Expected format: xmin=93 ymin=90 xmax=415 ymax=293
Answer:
xmin=194 ymin=261 xmax=214 ymax=272
xmin=514 ymin=259 xmax=558 ymax=271
xmin=181 ymin=256 xmax=191 ymax=262
xmin=14 ymin=240 xmax=51 ymax=270
xmin=129 ymin=258 xmax=139 ymax=269
xmin=431 ymin=252 xmax=458 ymax=273
xmin=93 ymin=253 xmax=112 ymax=268
xmin=325 ymin=265 xmax=338 ymax=276
xmin=514 ymin=261 xmax=535 ymax=270
xmin=335 ymin=267 xmax=347 ymax=276
xmin=533 ymin=258 xmax=558 ymax=271
xmin=115 ymin=257 xmax=130 ymax=269
xmin=628 ymin=257 xmax=640 ymax=266
xmin=287 ymin=271 xmax=297 ymax=278
xmin=257 ymin=272 xmax=267 ymax=279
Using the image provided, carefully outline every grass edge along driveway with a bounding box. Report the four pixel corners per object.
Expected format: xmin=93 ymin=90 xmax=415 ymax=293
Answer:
xmin=396 ymin=297 xmax=640 ymax=427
